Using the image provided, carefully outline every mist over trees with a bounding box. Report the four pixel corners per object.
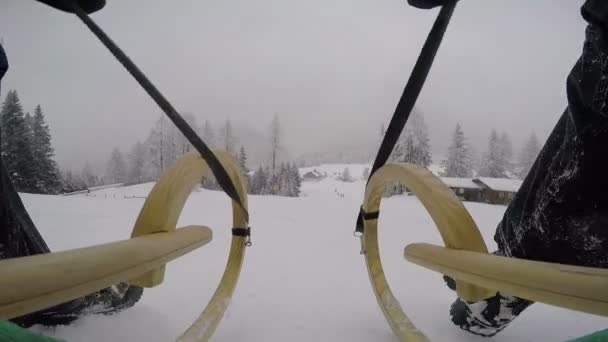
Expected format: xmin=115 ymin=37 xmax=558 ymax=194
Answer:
xmin=220 ymin=119 xmax=236 ymax=155
xmin=269 ymin=115 xmax=281 ymax=174
xmin=517 ymin=132 xmax=541 ymax=179
xmin=390 ymin=111 xmax=432 ymax=168
xmin=81 ymin=162 xmax=99 ymax=188
xmin=339 ymin=167 xmax=353 ymax=182
xmin=128 ymin=141 xmax=147 ymax=184
xmin=442 ymin=123 xmax=473 ymax=178
xmin=202 ymin=120 xmax=215 ymax=146
xmin=384 ymin=111 xmax=432 ymax=195
xmin=247 ymin=115 xmax=301 ymax=196
xmin=478 ymin=129 xmax=516 ymax=178
xmin=1 ymin=87 xmax=540 ymax=198
xmin=105 ymin=147 xmax=128 ymax=184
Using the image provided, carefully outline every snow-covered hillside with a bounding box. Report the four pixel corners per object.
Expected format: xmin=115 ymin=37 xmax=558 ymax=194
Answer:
xmin=23 ymin=164 xmax=606 ymax=341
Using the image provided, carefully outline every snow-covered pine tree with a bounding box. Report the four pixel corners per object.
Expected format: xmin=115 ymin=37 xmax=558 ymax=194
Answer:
xmin=238 ymin=146 xmax=248 ymax=174
xmin=517 ymin=132 xmax=541 ymax=179
xmin=144 ymin=115 xmax=188 ymax=179
xmin=81 ymin=161 xmax=98 ymax=188
xmin=410 ymin=111 xmax=432 ymax=168
xmin=128 ymin=141 xmax=147 ymax=184
xmin=30 ymin=105 xmax=61 ymax=193
xmin=0 ymin=90 xmax=37 ymax=192
xmin=146 ymin=116 xmax=166 ymax=179
xmin=289 ymin=163 xmax=301 ymax=197
xmin=362 ymin=167 xmax=370 ymax=180
xmin=499 ymin=132 xmax=513 ymax=177
xmin=238 ymin=146 xmax=249 ymax=188
xmin=24 ymin=112 xmax=33 ymax=141
xmin=60 ymin=169 xmax=86 ymax=193
xmin=59 ymin=170 xmax=75 ymax=193
xmin=202 ymin=120 xmax=216 ymax=147
xmin=400 ymin=134 xmax=417 ymax=164
xmin=249 ymin=166 xmax=266 ymax=195
xmin=340 ymin=167 xmax=353 ymax=182
xmin=269 ymin=115 xmax=281 ymax=176
xmin=442 ymin=123 xmax=472 ymax=178
xmin=390 ymin=111 xmax=431 ymax=168
xmin=163 ymin=123 xmax=180 ymax=167
xmin=276 ymin=163 xmax=288 ymax=196
xmin=105 ymin=147 xmax=128 ymax=184
xmin=220 ymin=119 xmax=236 ymax=154
xmin=262 ymin=166 xmax=274 ymax=195
xmin=479 ymin=129 xmax=508 ymax=178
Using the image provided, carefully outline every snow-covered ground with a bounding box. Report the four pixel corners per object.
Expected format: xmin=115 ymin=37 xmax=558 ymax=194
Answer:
xmin=23 ymin=164 xmax=607 ymax=341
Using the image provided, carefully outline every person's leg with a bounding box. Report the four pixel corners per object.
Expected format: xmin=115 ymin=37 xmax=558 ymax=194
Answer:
xmin=450 ymin=2 xmax=608 ymax=336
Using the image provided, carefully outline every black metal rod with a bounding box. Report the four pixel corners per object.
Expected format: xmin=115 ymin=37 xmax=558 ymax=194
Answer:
xmin=357 ymin=2 xmax=457 ymax=236
xmin=66 ymin=1 xmax=248 ymax=222
xmin=369 ymin=2 xmax=457 ymax=179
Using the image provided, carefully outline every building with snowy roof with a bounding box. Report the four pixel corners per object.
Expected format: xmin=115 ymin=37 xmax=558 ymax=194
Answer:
xmin=301 ymin=169 xmax=326 ymax=181
xmin=440 ymin=177 xmax=482 ymax=202
xmin=473 ymin=177 xmax=523 ymax=205
xmin=439 ymin=176 xmax=523 ymax=205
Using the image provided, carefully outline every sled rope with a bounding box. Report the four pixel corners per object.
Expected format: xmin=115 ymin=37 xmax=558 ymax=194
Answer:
xmin=64 ymin=0 xmax=249 ymax=224
xmin=355 ymin=1 xmax=457 ymax=236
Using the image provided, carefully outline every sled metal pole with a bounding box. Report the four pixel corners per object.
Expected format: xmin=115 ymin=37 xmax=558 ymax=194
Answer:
xmin=356 ymin=1 xmax=457 ymax=237
xmin=368 ymin=1 xmax=457 ymax=179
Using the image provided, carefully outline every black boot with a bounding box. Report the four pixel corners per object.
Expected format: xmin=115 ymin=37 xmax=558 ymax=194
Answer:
xmin=449 ymin=293 xmax=532 ymax=337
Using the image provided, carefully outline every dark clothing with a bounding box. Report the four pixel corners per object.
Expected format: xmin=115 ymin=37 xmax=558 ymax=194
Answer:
xmin=34 ymin=0 xmax=105 ymax=14
xmin=451 ymin=0 xmax=608 ymax=336
xmin=498 ymin=0 xmax=608 ymax=276
xmin=0 ymin=44 xmax=8 ymax=95
xmin=497 ymin=28 xmax=608 ymax=268
xmin=407 ymin=0 xmax=453 ymax=10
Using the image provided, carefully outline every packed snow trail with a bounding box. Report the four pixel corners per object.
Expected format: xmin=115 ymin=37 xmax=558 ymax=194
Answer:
xmin=22 ymin=168 xmax=608 ymax=341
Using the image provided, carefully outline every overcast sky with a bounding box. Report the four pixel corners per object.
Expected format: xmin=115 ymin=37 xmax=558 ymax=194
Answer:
xmin=1 ymin=0 xmax=586 ymax=170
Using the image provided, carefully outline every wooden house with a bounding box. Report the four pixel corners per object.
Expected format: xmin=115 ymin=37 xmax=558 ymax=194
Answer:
xmin=440 ymin=177 xmax=483 ymax=202
xmin=301 ymin=169 xmax=326 ymax=181
xmin=473 ymin=177 xmax=523 ymax=205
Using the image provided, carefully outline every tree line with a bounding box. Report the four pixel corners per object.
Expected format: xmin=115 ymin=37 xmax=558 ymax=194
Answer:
xmin=378 ymin=110 xmax=542 ymax=195
xmin=92 ymin=114 xmax=301 ymax=197
xmin=441 ymin=123 xmax=541 ymax=179
xmin=0 ymin=90 xmax=62 ymax=194
xmin=201 ymin=115 xmax=302 ymax=197
xmin=0 ymin=89 xmax=301 ymax=196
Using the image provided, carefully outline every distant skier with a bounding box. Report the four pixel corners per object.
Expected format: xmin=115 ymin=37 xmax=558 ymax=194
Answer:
xmin=409 ymin=0 xmax=608 ymax=337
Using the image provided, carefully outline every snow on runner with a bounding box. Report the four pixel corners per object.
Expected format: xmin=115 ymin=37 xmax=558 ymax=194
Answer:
xmin=23 ymin=164 xmax=607 ymax=341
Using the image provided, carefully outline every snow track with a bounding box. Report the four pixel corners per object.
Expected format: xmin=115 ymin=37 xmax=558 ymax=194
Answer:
xmin=22 ymin=166 xmax=608 ymax=341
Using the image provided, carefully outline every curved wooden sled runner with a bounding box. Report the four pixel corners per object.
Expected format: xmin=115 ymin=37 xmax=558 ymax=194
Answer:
xmin=361 ymin=163 xmax=608 ymax=341
xmin=0 ymin=150 xmax=249 ymax=342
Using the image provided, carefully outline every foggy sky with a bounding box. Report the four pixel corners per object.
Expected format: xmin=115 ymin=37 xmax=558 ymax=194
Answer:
xmin=0 ymin=0 xmax=586 ymax=170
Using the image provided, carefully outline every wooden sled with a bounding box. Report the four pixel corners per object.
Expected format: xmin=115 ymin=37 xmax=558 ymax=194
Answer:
xmin=0 ymin=150 xmax=249 ymax=342
xmin=360 ymin=163 xmax=608 ymax=341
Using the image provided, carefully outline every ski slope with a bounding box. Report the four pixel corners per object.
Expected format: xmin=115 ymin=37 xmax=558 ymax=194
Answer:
xmin=23 ymin=164 xmax=607 ymax=341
